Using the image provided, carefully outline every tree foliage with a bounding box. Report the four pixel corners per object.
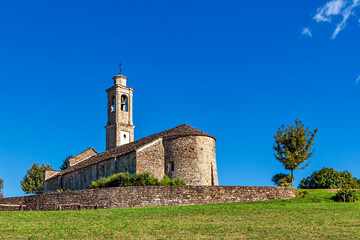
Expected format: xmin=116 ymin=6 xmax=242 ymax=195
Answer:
xmin=339 ymin=171 xmax=360 ymax=189
xmin=355 ymin=177 xmax=360 ymax=186
xmin=273 ymin=119 xmax=318 ymax=188
xmin=20 ymin=163 xmax=53 ymax=194
xmin=60 ymin=155 xmax=73 ymax=171
xmin=299 ymin=167 xmax=360 ymax=189
xmin=0 ymin=179 xmax=3 ymax=199
xmin=271 ymin=173 xmax=293 ymax=187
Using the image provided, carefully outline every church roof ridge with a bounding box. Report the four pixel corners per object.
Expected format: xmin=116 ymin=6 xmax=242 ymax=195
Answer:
xmin=49 ymin=124 xmax=215 ymax=179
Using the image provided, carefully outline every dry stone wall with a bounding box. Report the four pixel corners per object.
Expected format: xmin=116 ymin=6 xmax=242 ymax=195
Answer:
xmin=0 ymin=186 xmax=294 ymax=211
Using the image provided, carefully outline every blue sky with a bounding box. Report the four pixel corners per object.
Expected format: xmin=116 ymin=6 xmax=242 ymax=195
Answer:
xmin=1 ymin=0 xmax=360 ymax=197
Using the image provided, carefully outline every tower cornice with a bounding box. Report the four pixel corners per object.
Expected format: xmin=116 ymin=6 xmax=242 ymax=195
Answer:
xmin=105 ymin=85 xmax=134 ymax=93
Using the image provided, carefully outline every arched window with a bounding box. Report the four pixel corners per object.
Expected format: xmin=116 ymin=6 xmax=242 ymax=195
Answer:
xmin=111 ymin=96 xmax=116 ymax=112
xmin=121 ymin=95 xmax=128 ymax=111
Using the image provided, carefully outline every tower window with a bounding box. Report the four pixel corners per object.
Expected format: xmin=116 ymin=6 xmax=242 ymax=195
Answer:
xmin=169 ymin=162 xmax=174 ymax=172
xmin=111 ymin=96 xmax=116 ymax=112
xmin=121 ymin=95 xmax=128 ymax=111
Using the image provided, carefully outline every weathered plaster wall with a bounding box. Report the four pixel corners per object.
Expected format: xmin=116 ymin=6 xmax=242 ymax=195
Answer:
xmin=0 ymin=186 xmax=295 ymax=211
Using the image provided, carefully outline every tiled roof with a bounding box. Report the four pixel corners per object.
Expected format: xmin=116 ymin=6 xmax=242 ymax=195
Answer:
xmin=48 ymin=124 xmax=215 ymax=179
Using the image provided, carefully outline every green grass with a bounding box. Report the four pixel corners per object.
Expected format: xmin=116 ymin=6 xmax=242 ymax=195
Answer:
xmin=1 ymin=189 xmax=360 ymax=239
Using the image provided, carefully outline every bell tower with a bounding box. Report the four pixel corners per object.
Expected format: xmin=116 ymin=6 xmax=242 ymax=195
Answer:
xmin=105 ymin=73 xmax=135 ymax=150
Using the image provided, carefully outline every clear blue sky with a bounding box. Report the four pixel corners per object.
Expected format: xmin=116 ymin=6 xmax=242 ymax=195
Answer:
xmin=1 ymin=0 xmax=360 ymax=197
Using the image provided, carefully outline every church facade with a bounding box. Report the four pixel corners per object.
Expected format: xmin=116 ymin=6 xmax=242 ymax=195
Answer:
xmin=44 ymin=73 xmax=218 ymax=193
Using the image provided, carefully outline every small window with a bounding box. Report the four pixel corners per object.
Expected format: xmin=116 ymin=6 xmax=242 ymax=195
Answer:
xmin=121 ymin=95 xmax=128 ymax=112
xmin=169 ymin=162 xmax=174 ymax=172
xmin=111 ymin=96 xmax=116 ymax=112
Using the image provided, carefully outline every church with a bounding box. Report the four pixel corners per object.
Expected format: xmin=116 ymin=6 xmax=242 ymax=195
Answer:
xmin=44 ymin=73 xmax=218 ymax=193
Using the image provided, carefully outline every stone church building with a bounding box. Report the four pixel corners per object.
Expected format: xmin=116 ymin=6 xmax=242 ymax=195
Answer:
xmin=44 ymin=73 xmax=218 ymax=193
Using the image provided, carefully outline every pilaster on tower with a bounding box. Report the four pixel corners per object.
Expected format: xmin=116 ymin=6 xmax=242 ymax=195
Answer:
xmin=105 ymin=74 xmax=135 ymax=150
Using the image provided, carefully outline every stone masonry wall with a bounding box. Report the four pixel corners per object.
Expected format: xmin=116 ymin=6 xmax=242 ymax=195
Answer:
xmin=163 ymin=136 xmax=217 ymax=185
xmin=136 ymin=139 xmax=165 ymax=180
xmin=44 ymin=153 xmax=137 ymax=193
xmin=67 ymin=148 xmax=98 ymax=167
xmin=0 ymin=186 xmax=295 ymax=211
xmin=45 ymin=135 xmax=218 ymax=193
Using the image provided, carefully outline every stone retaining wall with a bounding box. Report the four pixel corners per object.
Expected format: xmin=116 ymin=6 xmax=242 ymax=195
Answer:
xmin=0 ymin=186 xmax=294 ymax=211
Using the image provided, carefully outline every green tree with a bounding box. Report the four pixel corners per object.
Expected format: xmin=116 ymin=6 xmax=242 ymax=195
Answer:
xmin=355 ymin=177 xmax=360 ymax=186
xmin=20 ymin=163 xmax=53 ymax=194
xmin=273 ymin=119 xmax=318 ymax=188
xmin=298 ymin=167 xmax=360 ymax=189
xmin=339 ymin=171 xmax=359 ymax=189
xmin=299 ymin=167 xmax=342 ymax=189
xmin=59 ymin=155 xmax=73 ymax=171
xmin=0 ymin=179 xmax=3 ymax=198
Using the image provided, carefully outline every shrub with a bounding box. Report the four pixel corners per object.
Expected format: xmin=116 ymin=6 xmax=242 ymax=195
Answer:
xmin=295 ymin=190 xmax=310 ymax=198
xmin=91 ymin=172 xmax=186 ymax=189
xmin=56 ymin=189 xmax=72 ymax=193
xmin=271 ymin=173 xmax=293 ymax=187
xmin=160 ymin=175 xmax=186 ymax=186
xmin=333 ymin=189 xmax=358 ymax=202
xmin=298 ymin=167 xmax=360 ymax=189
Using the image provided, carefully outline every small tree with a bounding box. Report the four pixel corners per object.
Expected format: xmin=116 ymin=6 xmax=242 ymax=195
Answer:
xmin=0 ymin=179 xmax=3 ymax=199
xmin=21 ymin=163 xmax=53 ymax=194
xmin=271 ymin=173 xmax=293 ymax=187
xmin=273 ymin=119 xmax=318 ymax=188
xmin=60 ymin=155 xmax=73 ymax=171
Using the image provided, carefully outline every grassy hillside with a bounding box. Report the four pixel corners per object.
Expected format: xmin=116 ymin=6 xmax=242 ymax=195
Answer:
xmin=0 ymin=189 xmax=359 ymax=239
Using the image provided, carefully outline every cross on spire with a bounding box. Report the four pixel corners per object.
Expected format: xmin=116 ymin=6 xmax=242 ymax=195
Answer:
xmin=119 ymin=61 xmax=123 ymax=75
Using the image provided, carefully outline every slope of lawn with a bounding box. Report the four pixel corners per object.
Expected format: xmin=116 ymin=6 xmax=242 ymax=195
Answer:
xmin=0 ymin=189 xmax=359 ymax=239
